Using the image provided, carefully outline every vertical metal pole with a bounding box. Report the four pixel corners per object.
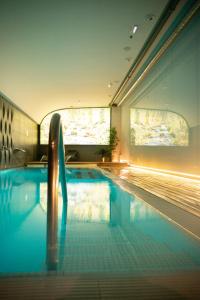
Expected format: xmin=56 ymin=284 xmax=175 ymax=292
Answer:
xmin=46 ymin=113 xmax=67 ymax=271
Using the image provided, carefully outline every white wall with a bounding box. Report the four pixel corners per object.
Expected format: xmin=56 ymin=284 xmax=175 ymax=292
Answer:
xmin=120 ymin=12 xmax=200 ymax=174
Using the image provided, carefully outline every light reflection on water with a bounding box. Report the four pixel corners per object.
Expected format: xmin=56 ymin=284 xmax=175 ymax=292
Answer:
xmin=40 ymin=182 xmax=110 ymax=223
xmin=0 ymin=168 xmax=200 ymax=275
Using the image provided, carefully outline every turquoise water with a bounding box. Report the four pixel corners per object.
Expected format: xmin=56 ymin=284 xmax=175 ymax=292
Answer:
xmin=0 ymin=167 xmax=200 ymax=275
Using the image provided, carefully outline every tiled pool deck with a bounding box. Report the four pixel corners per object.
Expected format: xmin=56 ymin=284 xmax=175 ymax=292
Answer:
xmin=1 ymin=272 xmax=200 ymax=299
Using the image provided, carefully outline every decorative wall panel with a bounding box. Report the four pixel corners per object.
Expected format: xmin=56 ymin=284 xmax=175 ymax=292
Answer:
xmin=0 ymin=94 xmax=38 ymax=169
xmin=0 ymin=98 xmax=13 ymax=168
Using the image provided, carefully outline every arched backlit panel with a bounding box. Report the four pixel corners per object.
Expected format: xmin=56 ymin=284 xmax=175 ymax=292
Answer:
xmin=40 ymin=108 xmax=110 ymax=145
xmin=130 ymin=109 xmax=189 ymax=146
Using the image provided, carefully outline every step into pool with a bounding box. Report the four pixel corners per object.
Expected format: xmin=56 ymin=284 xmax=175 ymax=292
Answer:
xmin=0 ymin=167 xmax=200 ymax=275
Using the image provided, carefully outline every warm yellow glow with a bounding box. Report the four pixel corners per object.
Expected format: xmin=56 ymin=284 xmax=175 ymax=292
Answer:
xmin=130 ymin=164 xmax=200 ymax=182
xmin=120 ymin=159 xmax=129 ymax=163
xmin=117 ymin=164 xmax=200 ymax=217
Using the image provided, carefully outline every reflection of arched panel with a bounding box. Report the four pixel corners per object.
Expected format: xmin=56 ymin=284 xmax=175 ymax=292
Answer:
xmin=40 ymin=108 xmax=110 ymax=145
xmin=110 ymin=183 xmax=132 ymax=226
xmin=130 ymin=108 xmax=189 ymax=146
xmin=40 ymin=182 xmax=110 ymax=223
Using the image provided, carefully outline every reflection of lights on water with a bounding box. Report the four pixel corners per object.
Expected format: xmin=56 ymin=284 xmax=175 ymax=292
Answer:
xmin=130 ymin=200 xmax=154 ymax=221
xmin=40 ymin=182 xmax=110 ymax=223
xmin=40 ymin=183 xmax=63 ymax=216
xmin=67 ymin=183 xmax=110 ymax=222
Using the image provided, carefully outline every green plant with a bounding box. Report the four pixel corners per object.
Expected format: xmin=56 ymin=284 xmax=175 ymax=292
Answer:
xmin=107 ymin=127 xmax=119 ymax=160
xmin=95 ymin=127 xmax=119 ymax=162
xmin=96 ymin=148 xmax=108 ymax=162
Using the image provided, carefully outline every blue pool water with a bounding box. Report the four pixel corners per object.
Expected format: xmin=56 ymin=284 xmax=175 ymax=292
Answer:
xmin=0 ymin=167 xmax=200 ymax=275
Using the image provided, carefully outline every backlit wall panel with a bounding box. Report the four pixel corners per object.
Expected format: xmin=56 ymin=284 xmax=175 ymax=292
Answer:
xmin=40 ymin=108 xmax=110 ymax=145
xmin=130 ymin=109 xmax=189 ymax=146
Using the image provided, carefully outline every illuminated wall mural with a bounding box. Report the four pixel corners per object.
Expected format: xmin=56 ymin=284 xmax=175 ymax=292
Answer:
xmin=40 ymin=108 xmax=110 ymax=145
xmin=130 ymin=109 xmax=189 ymax=146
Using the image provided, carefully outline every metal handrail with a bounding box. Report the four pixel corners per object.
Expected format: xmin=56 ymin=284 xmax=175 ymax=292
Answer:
xmin=13 ymin=147 xmax=26 ymax=153
xmin=46 ymin=113 xmax=68 ymax=270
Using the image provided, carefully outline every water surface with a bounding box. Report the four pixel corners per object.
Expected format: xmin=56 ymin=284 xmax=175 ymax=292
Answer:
xmin=0 ymin=168 xmax=200 ymax=275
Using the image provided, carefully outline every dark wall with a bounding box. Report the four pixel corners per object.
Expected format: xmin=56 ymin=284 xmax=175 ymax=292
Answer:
xmin=0 ymin=93 xmax=38 ymax=169
xmin=39 ymin=145 xmax=109 ymax=162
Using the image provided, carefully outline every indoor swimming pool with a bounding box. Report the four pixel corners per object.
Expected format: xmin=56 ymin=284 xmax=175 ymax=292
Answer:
xmin=0 ymin=167 xmax=200 ymax=276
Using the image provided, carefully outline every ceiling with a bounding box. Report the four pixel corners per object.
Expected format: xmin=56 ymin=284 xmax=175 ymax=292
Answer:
xmin=0 ymin=0 xmax=169 ymax=123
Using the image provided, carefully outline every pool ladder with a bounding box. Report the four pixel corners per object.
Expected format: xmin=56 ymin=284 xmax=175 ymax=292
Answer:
xmin=47 ymin=113 xmax=68 ymax=270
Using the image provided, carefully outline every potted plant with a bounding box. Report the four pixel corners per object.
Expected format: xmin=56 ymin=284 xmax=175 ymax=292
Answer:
xmin=95 ymin=127 xmax=119 ymax=162
xmin=96 ymin=148 xmax=108 ymax=162
xmin=107 ymin=127 xmax=119 ymax=161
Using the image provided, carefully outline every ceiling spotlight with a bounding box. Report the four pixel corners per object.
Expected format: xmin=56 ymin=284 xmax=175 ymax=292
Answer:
xmin=108 ymin=82 xmax=112 ymax=88
xmin=129 ymin=25 xmax=138 ymax=39
xmin=132 ymin=25 xmax=138 ymax=34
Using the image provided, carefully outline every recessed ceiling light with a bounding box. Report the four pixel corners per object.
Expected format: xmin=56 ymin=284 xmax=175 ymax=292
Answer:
xmin=129 ymin=25 xmax=138 ymax=39
xmin=108 ymin=82 xmax=112 ymax=88
xmin=132 ymin=25 xmax=138 ymax=34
